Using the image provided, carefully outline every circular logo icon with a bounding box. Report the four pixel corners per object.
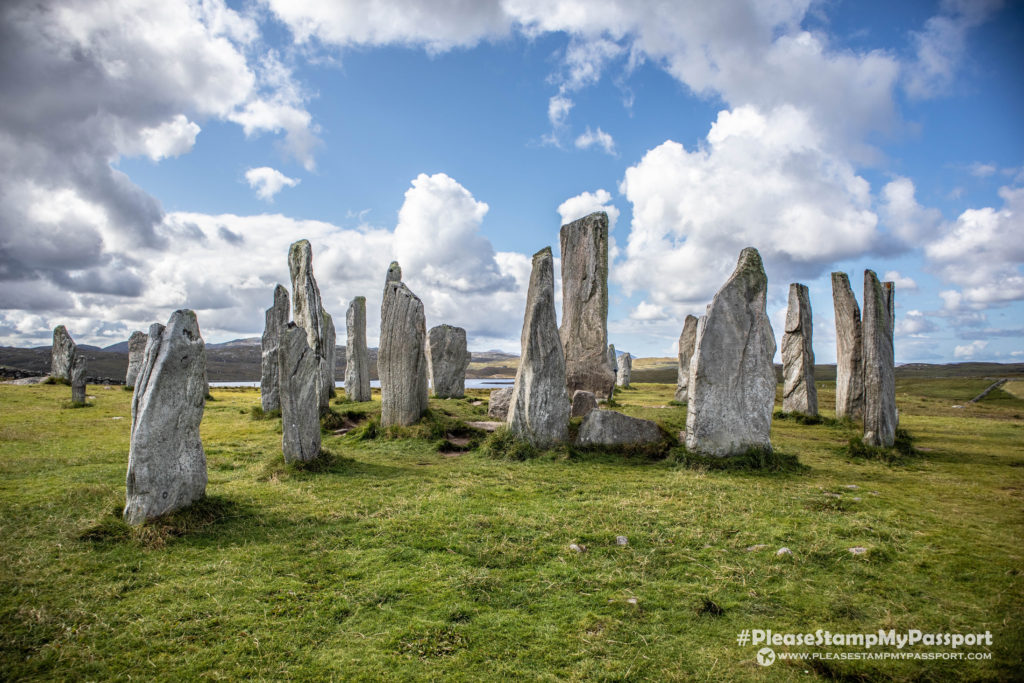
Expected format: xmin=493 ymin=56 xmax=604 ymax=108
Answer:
xmin=757 ymin=647 xmax=776 ymax=667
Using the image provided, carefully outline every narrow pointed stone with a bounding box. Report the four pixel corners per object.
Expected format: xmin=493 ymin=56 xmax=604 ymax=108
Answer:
xmin=863 ymin=270 xmax=896 ymax=447
xmin=123 ymin=310 xmax=207 ymax=525
xmin=831 ymin=272 xmax=863 ymax=420
xmin=508 ymin=247 xmax=569 ymax=447
xmin=260 ymin=285 xmax=289 ymax=413
xmin=278 ymin=322 xmax=321 ymax=463
xmin=607 ymin=344 xmax=618 ymax=374
xmin=379 ymin=281 xmax=429 ymax=426
xmin=674 ymin=315 xmax=698 ymax=403
xmin=323 ymin=310 xmax=336 ymax=399
xmin=70 ymin=354 xmax=87 ymax=404
xmin=50 ymin=325 xmax=75 ymax=381
xmin=288 ymin=239 xmax=331 ymax=409
xmin=125 ymin=330 xmax=148 ymax=388
xmin=616 ymin=353 xmax=632 ymax=388
xmin=685 ymin=248 xmax=776 ymax=457
xmin=781 ymin=283 xmax=818 ymax=415
xmin=345 ymin=296 xmax=372 ymax=402
xmin=427 ymin=324 xmax=470 ymax=398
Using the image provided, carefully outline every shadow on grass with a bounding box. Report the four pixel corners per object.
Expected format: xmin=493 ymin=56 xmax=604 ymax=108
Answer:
xmin=78 ymin=495 xmax=253 ymax=549
xmin=258 ymin=447 xmax=406 ymax=482
xmin=842 ymin=428 xmax=919 ymax=465
xmin=671 ymin=445 xmax=808 ymax=475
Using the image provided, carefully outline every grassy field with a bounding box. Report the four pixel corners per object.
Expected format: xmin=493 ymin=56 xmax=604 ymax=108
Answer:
xmin=1 ymin=379 xmax=1022 ymax=680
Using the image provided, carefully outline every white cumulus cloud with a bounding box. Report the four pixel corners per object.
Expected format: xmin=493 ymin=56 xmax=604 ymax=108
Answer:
xmin=245 ymin=167 xmax=300 ymax=201
xmin=557 ymin=189 xmax=619 ymax=232
xmin=574 ymin=127 xmax=616 ymax=155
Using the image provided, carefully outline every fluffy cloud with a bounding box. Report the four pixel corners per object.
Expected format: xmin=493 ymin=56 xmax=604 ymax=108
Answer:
xmin=245 ymin=167 xmax=300 ymax=201
xmin=879 ymin=177 xmax=943 ymax=245
xmin=883 ymin=271 xmax=918 ymax=291
xmin=954 ymin=339 xmax=988 ymax=359
xmin=556 ymin=189 xmax=619 ymax=232
xmin=896 ymin=309 xmax=937 ymax=337
xmin=574 ymin=127 xmax=616 ymax=155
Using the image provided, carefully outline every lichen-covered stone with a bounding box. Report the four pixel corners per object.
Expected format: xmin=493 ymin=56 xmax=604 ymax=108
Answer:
xmin=427 ymin=324 xmax=470 ymax=398
xmin=507 ymin=247 xmax=569 ymax=447
xmin=379 ymin=281 xmax=429 ymax=426
xmin=123 ymin=310 xmax=207 ymax=525
xmin=559 ymin=212 xmax=616 ymax=399
xmin=616 ymin=353 xmax=632 ymax=388
xmin=323 ymin=310 xmax=336 ymax=399
xmin=685 ymin=248 xmax=776 ymax=457
xmin=260 ymin=284 xmax=289 ymax=413
xmin=488 ymin=386 xmax=513 ymax=420
xmin=345 ymin=296 xmax=372 ymax=402
xmin=674 ymin=316 xmax=698 ymax=403
xmin=50 ymin=325 xmax=75 ymax=380
xmin=781 ymin=283 xmax=818 ymax=415
xmin=831 ymin=272 xmax=863 ymax=420
xmin=570 ymin=390 xmax=598 ymax=418
xmin=288 ymin=239 xmax=331 ymax=409
xmin=576 ymin=410 xmax=662 ymax=447
xmin=125 ymin=330 xmax=147 ymax=388
xmin=278 ymin=322 xmax=321 ymax=463
xmin=70 ymin=353 xmax=87 ymax=404
xmin=607 ymin=344 xmax=618 ymax=374
xmin=862 ymin=271 xmax=896 ymax=447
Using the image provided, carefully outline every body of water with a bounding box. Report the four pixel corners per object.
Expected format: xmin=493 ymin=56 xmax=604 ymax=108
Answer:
xmin=210 ymin=379 xmax=515 ymax=389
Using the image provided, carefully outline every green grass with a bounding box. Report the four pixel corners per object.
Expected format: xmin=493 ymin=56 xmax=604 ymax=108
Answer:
xmin=1 ymin=380 xmax=1022 ymax=680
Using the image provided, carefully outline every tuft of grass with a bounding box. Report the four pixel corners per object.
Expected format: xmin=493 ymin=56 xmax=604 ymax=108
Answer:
xmin=122 ymin=385 xmax=134 ymax=392
xmin=43 ymin=376 xmax=70 ymax=386
xmin=672 ymin=444 xmax=806 ymax=472
xmin=846 ymin=427 xmax=918 ymax=463
xmin=249 ymin=405 xmax=281 ymax=420
xmin=479 ymin=426 xmax=540 ymax=461
xmin=62 ymin=400 xmax=92 ymax=409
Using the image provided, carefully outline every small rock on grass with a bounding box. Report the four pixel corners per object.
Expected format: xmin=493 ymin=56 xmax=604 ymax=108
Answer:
xmin=626 ymin=597 xmax=638 ymax=605
xmin=824 ymin=492 xmax=841 ymax=498
xmin=569 ymin=543 xmax=587 ymax=553
xmin=776 ymin=547 xmax=793 ymax=557
xmin=843 ymin=484 xmax=859 ymax=490
xmin=848 ymin=546 xmax=867 ymax=555
xmin=615 ymin=535 xmax=629 ymax=546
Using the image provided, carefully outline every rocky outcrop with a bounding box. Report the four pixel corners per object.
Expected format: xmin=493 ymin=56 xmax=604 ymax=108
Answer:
xmin=781 ymin=283 xmax=818 ymax=415
xmin=278 ymin=322 xmax=321 ymax=463
xmin=125 ymin=330 xmax=148 ymax=388
xmin=379 ymin=280 xmax=429 ymax=426
xmin=570 ymin=390 xmax=598 ymax=418
xmin=50 ymin=325 xmax=75 ymax=380
xmin=123 ymin=310 xmax=207 ymax=525
xmin=427 ymin=324 xmax=470 ymax=398
xmin=288 ymin=239 xmax=331 ymax=409
xmin=685 ymin=248 xmax=776 ymax=457
xmin=559 ymin=212 xmax=616 ymax=399
xmin=345 ymin=296 xmax=372 ymax=402
xmin=616 ymin=353 xmax=632 ymax=388
xmin=488 ymin=386 xmax=513 ymax=420
xmin=260 ymin=284 xmax=289 ymax=413
xmin=831 ymin=272 xmax=863 ymax=420
xmin=507 ymin=247 xmax=569 ymax=447
xmin=862 ymin=271 xmax=896 ymax=447
xmin=674 ymin=316 xmax=698 ymax=403
xmin=576 ymin=410 xmax=662 ymax=447
xmin=70 ymin=354 xmax=87 ymax=404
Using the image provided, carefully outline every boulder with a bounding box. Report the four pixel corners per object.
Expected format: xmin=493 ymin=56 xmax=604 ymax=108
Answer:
xmin=344 ymin=296 xmax=372 ymax=402
xmin=125 ymin=330 xmax=148 ymax=388
xmin=862 ymin=271 xmax=896 ymax=447
xmin=559 ymin=212 xmax=616 ymax=399
xmin=831 ymin=272 xmax=863 ymax=420
xmin=576 ymin=410 xmax=662 ymax=447
xmin=123 ymin=310 xmax=207 ymax=525
xmin=487 ymin=386 xmax=514 ymax=420
xmin=427 ymin=324 xmax=470 ymax=398
xmin=570 ymin=390 xmax=598 ymax=418
xmin=260 ymin=284 xmax=289 ymax=413
xmin=616 ymin=353 xmax=632 ymax=388
xmin=50 ymin=325 xmax=75 ymax=380
xmin=379 ymin=281 xmax=429 ymax=426
xmin=685 ymin=248 xmax=776 ymax=457
xmin=70 ymin=353 xmax=87 ymax=404
xmin=781 ymin=283 xmax=818 ymax=415
xmin=674 ymin=315 xmax=698 ymax=403
xmin=278 ymin=322 xmax=321 ymax=463
xmin=507 ymin=247 xmax=569 ymax=447
xmin=288 ymin=239 xmax=331 ymax=409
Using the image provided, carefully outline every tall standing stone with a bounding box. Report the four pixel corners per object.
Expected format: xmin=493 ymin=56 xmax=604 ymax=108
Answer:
xmin=278 ymin=322 xmax=321 ymax=463
xmin=288 ymin=239 xmax=331 ymax=409
xmin=50 ymin=325 xmax=75 ymax=381
xmin=70 ymin=354 xmax=87 ymax=404
xmin=616 ymin=353 xmax=632 ymax=388
xmin=123 ymin=310 xmax=207 ymax=525
xmin=125 ymin=330 xmax=148 ymax=388
xmin=607 ymin=344 xmax=618 ymax=374
xmin=427 ymin=324 xmax=470 ymax=398
xmin=559 ymin=212 xmax=616 ymax=399
xmin=507 ymin=247 xmax=569 ymax=447
xmin=379 ymin=279 xmax=429 ymax=426
xmin=345 ymin=296 xmax=372 ymax=402
xmin=324 ymin=311 xmax=336 ymax=398
xmin=862 ymin=270 xmax=896 ymax=447
xmin=674 ymin=316 xmax=699 ymax=403
xmin=260 ymin=285 xmax=290 ymax=413
xmin=831 ymin=272 xmax=863 ymax=420
xmin=781 ymin=283 xmax=818 ymax=415
xmin=685 ymin=248 xmax=776 ymax=457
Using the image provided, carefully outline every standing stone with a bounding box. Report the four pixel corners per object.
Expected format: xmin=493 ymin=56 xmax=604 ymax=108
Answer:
xmin=278 ymin=323 xmax=321 ymax=463
xmin=125 ymin=330 xmax=148 ymax=388
xmin=50 ymin=325 xmax=75 ymax=381
xmin=381 ymin=260 xmax=403 ymax=317
xmin=570 ymin=390 xmax=598 ymax=418
xmin=862 ymin=270 xmax=896 ymax=447
xmin=288 ymin=239 xmax=331 ymax=409
xmin=507 ymin=247 xmax=569 ymax=447
xmin=559 ymin=212 xmax=616 ymax=399
xmin=123 ymin=310 xmax=207 ymax=525
xmin=831 ymin=272 xmax=863 ymax=420
xmin=488 ymin=386 xmax=514 ymax=420
xmin=674 ymin=316 xmax=698 ymax=403
xmin=70 ymin=354 xmax=87 ymax=404
xmin=427 ymin=324 xmax=470 ymax=398
xmin=323 ymin=311 xmax=336 ymax=398
xmin=260 ymin=285 xmax=290 ymax=413
xmin=607 ymin=344 xmax=618 ymax=374
xmin=685 ymin=248 xmax=776 ymax=457
xmin=379 ymin=280 xmax=429 ymax=426
xmin=345 ymin=296 xmax=372 ymax=402
xmin=781 ymin=283 xmax=818 ymax=415
xmin=616 ymin=353 xmax=632 ymax=388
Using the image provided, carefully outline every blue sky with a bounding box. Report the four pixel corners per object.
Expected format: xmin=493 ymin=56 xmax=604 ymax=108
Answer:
xmin=1 ymin=0 xmax=1022 ymax=363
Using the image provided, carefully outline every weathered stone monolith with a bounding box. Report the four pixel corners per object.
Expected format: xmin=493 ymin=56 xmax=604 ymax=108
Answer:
xmin=125 ymin=330 xmax=147 ymax=388
xmin=685 ymin=248 xmax=776 ymax=457
xmin=324 ymin=311 xmax=336 ymax=398
xmin=288 ymin=239 xmax=331 ymax=409
xmin=507 ymin=247 xmax=569 ymax=447
xmin=831 ymin=272 xmax=863 ymax=420
xmin=570 ymin=390 xmax=598 ymax=418
xmin=577 ymin=410 xmax=662 ymax=447
xmin=260 ymin=285 xmax=289 ymax=413
xmin=488 ymin=386 xmax=513 ymax=420
xmin=345 ymin=296 xmax=372 ymax=402
xmin=607 ymin=344 xmax=618 ymax=374
xmin=616 ymin=353 xmax=632 ymax=388
xmin=70 ymin=354 xmax=87 ymax=404
xmin=862 ymin=270 xmax=896 ymax=447
xmin=781 ymin=283 xmax=818 ymax=415
xmin=278 ymin=322 xmax=321 ymax=463
xmin=50 ymin=325 xmax=75 ymax=381
xmin=123 ymin=310 xmax=207 ymax=525
xmin=427 ymin=324 xmax=470 ymax=398
xmin=674 ymin=316 xmax=698 ymax=403
xmin=379 ymin=281 xmax=429 ymax=426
